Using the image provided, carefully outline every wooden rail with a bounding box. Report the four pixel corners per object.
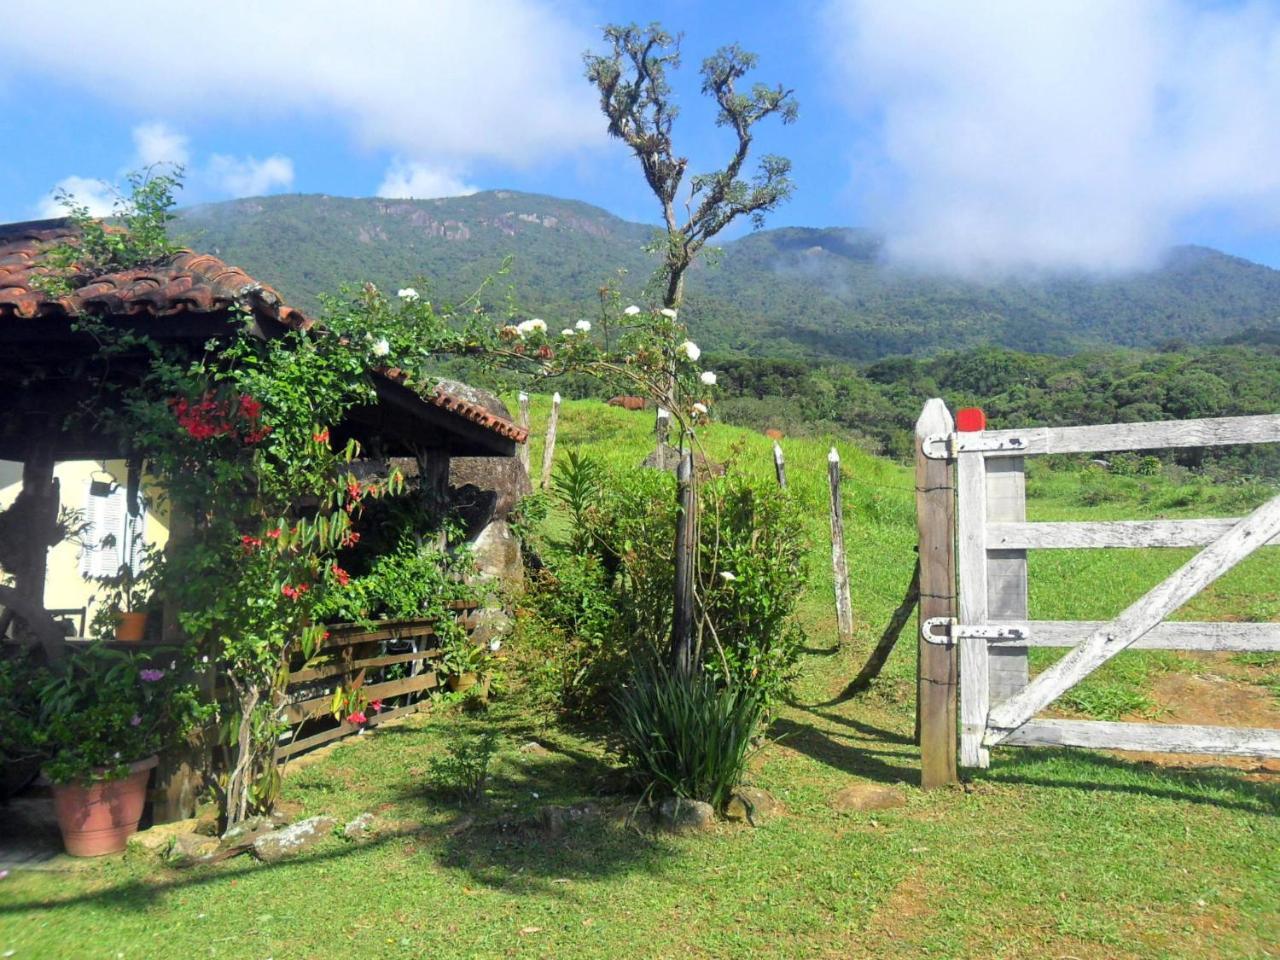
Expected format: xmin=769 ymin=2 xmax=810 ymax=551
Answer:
xmin=990 ymin=519 xmax=1280 ymax=550
xmin=952 ymin=413 xmax=1280 ymax=459
xmin=989 ymin=620 xmax=1280 ymax=651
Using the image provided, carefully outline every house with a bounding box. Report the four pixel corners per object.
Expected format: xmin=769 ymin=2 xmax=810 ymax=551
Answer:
xmin=0 ymin=218 xmax=529 ymax=648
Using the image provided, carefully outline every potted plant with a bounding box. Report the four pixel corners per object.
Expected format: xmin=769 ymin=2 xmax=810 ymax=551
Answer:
xmin=29 ymin=643 xmax=208 ymax=856
xmin=440 ymin=624 xmax=494 ymax=698
xmin=90 ymin=541 xmax=164 ymax=642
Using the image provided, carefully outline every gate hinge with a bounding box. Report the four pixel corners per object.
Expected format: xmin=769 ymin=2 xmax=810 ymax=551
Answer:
xmin=921 ymin=617 xmax=1028 ymax=644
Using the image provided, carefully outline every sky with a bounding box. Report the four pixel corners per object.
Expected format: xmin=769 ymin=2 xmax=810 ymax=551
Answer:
xmin=4 ymin=0 xmax=1280 ymax=273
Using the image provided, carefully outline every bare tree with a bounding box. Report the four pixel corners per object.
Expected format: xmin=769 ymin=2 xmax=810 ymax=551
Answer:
xmin=585 ymin=23 xmax=798 ymax=309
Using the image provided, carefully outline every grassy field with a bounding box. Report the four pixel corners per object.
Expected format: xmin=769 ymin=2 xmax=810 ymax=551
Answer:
xmin=2 ymin=398 xmax=1277 ymax=959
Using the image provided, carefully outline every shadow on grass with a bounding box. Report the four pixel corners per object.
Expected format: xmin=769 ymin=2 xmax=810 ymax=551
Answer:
xmin=767 ymin=715 xmax=919 ymax=785
xmin=979 ymin=749 xmax=1280 ymax=816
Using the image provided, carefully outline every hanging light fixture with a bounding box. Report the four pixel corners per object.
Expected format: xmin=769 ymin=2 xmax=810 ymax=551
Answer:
xmin=88 ymin=469 xmax=118 ymax=498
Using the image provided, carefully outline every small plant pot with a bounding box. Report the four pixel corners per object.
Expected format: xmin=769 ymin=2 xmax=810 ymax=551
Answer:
xmin=49 ymin=755 xmax=158 ymax=857
xmin=447 ymin=672 xmax=480 ymax=694
xmin=114 ymin=612 xmax=148 ymax=643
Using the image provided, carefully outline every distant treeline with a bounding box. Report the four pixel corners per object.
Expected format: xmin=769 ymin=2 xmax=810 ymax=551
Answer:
xmin=709 ymin=330 xmax=1280 ymax=478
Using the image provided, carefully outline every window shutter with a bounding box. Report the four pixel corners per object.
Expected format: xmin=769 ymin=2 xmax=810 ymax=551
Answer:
xmin=80 ymin=482 xmax=126 ymax=579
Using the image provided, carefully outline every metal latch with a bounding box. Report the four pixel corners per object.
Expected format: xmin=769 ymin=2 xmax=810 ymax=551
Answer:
xmin=921 ymin=617 xmax=1028 ymax=644
xmin=922 ymin=433 xmax=1029 ymax=459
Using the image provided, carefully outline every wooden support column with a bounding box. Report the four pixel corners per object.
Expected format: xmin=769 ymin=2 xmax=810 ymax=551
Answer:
xmin=655 ymin=407 xmax=671 ymax=471
xmin=416 ymin=447 xmax=451 ymax=549
xmin=0 ymin=438 xmax=63 ymax=659
xmin=540 ymin=392 xmax=561 ymax=491
xmin=773 ymin=441 xmax=787 ymax=489
xmin=915 ymin=400 xmax=958 ymax=787
xmin=671 ymin=450 xmax=697 ymax=674
xmin=516 ymin=392 xmax=531 ymax=475
xmin=828 ymin=447 xmax=854 ymax=646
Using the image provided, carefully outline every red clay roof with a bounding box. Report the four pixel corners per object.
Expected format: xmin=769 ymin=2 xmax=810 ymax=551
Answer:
xmin=0 ymin=218 xmax=527 ymax=444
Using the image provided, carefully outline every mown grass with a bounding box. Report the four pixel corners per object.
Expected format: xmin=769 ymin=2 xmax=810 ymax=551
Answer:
xmin=2 ymin=397 xmax=1276 ymax=960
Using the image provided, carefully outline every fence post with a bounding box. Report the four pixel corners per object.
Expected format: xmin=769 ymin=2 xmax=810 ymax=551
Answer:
xmin=540 ymin=391 xmax=561 ymax=491
xmin=916 ymin=399 xmax=958 ymax=788
xmin=671 ymin=450 xmax=697 ymax=673
xmin=517 ymin=391 xmax=531 ymax=475
xmin=955 ymin=407 xmax=991 ymax=768
xmin=773 ymin=441 xmax=787 ymax=489
xmin=655 ymin=407 xmax=671 ymax=471
xmin=828 ymin=447 xmax=855 ymax=646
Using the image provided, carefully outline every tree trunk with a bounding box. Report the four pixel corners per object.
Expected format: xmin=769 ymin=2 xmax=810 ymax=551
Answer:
xmin=670 ymin=451 xmax=697 ymax=674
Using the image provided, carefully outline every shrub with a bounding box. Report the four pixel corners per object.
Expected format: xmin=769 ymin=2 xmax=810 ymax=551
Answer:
xmin=426 ymin=731 xmax=498 ymax=804
xmin=614 ymin=656 xmax=764 ymax=812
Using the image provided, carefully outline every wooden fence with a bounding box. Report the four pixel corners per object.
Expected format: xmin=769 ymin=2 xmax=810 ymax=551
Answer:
xmin=274 ymin=599 xmax=481 ymax=761
xmin=916 ymin=402 xmax=1280 ymax=784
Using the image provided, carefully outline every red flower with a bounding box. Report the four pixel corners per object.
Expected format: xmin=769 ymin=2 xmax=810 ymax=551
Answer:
xmin=346 ymin=478 xmax=361 ymax=501
xmin=241 ymin=535 xmax=263 ymax=550
xmin=370 ymin=699 xmax=383 ymax=714
xmin=341 ymin=530 xmax=361 ymax=548
xmin=281 ymin=583 xmax=310 ymax=600
xmin=266 ymin=528 xmax=282 ymax=539
xmin=348 ymin=711 xmax=368 ymax=725
xmin=238 ymin=395 xmax=262 ymax=420
xmin=312 ymin=427 xmax=330 ymax=444
xmin=331 ymin=564 xmax=351 ymax=587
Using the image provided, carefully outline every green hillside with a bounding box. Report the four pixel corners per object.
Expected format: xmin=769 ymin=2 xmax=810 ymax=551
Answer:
xmin=175 ymin=191 xmax=1280 ymax=361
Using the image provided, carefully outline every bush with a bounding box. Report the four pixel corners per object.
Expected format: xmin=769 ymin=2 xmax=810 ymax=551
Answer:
xmin=614 ymin=656 xmax=764 ymax=812
xmin=426 ymin=731 xmax=498 ymax=804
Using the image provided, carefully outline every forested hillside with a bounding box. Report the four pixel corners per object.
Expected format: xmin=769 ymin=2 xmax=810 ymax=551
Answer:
xmin=175 ymin=192 xmax=1280 ymax=361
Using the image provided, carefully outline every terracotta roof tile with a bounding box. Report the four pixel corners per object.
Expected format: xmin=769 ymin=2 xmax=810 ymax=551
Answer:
xmin=0 ymin=217 xmax=526 ymax=444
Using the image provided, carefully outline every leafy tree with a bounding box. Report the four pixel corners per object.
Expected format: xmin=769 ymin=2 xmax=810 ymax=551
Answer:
xmin=584 ymin=23 xmax=798 ymax=308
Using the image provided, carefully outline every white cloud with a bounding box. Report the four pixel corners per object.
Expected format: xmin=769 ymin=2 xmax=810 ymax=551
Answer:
xmin=37 ymin=175 xmax=115 ymax=219
xmin=208 ymin=154 xmax=295 ymax=197
xmin=132 ymin=122 xmax=190 ymax=167
xmin=824 ymin=0 xmax=1280 ymax=275
xmin=377 ymin=160 xmax=477 ymax=199
xmin=0 ymin=1 xmax=601 ymax=184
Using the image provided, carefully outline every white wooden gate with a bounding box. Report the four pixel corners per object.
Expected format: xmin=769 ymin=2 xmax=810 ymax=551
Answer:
xmin=921 ymin=409 xmax=1280 ymax=768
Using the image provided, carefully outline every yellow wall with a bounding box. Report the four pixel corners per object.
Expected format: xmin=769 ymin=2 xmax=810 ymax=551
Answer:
xmin=0 ymin=459 xmax=170 ymax=629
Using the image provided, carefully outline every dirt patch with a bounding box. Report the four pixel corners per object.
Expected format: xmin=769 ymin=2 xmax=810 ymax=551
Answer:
xmin=1119 ymin=672 xmax=1280 ymax=774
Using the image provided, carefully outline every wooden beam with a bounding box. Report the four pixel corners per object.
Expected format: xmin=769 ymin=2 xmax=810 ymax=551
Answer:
xmin=517 ymin=392 xmax=531 ymax=475
xmin=773 ymin=441 xmax=787 ymax=489
xmin=960 ymin=414 xmax=1280 ymax=459
xmin=916 ymin=400 xmax=958 ymax=789
xmin=986 ymin=490 xmax=1280 ymax=744
xmin=990 ymin=519 xmax=1280 ymax=550
xmin=997 ymin=620 xmax=1280 ymax=651
xmin=1002 ymin=719 xmax=1280 ymax=758
xmin=540 ymin=392 xmax=561 ymax=490
xmin=828 ymin=448 xmax=854 ymax=646
xmin=986 ymin=457 xmax=1028 ymax=702
xmin=956 ymin=430 xmax=991 ymax=767
xmin=671 ymin=450 xmax=697 ymax=673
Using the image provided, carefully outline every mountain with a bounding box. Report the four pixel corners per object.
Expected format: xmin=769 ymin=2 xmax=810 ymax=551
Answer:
xmin=175 ymin=191 xmax=1280 ymax=361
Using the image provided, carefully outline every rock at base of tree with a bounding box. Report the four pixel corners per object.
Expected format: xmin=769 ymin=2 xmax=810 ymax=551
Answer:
xmin=251 ymin=816 xmax=337 ymax=863
xmin=164 ymin=832 xmax=220 ymax=866
xmin=217 ymin=814 xmax=286 ymax=855
xmin=343 ymin=813 xmax=375 ymax=840
xmin=519 ymin=740 xmax=550 ymax=755
xmin=127 ymin=818 xmax=200 ymax=855
xmin=724 ymin=787 xmax=781 ymax=825
xmin=535 ymin=802 xmax=601 ymax=837
xmin=657 ymin=797 xmax=716 ymax=832
xmin=831 ymin=783 xmax=908 ymax=813
xmin=193 ymin=804 xmax=221 ymax=836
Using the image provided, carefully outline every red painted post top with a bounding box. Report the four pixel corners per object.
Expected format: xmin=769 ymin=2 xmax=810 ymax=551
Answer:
xmin=955 ymin=407 xmax=987 ymax=432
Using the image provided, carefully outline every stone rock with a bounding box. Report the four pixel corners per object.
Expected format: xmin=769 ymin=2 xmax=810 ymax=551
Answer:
xmin=467 ymin=522 xmax=524 ymax=593
xmin=343 ymin=813 xmax=375 ymax=840
xmin=450 ymin=458 xmax=531 ymax=520
xmin=724 ymin=787 xmax=781 ymax=825
xmin=127 ymin=818 xmax=199 ymax=855
xmin=435 ymin=380 xmax=513 ymax=421
xmin=831 ymin=783 xmax=908 ymax=813
xmin=535 ymin=803 xmax=600 ymax=837
xmin=252 ymin=816 xmax=338 ymax=863
xmin=519 ymin=741 xmax=550 ymax=755
xmin=218 ymin=814 xmax=285 ymax=853
xmin=193 ymin=805 xmax=221 ymax=836
xmin=164 ymin=832 xmax=219 ymax=866
xmin=657 ymin=797 xmax=715 ymax=832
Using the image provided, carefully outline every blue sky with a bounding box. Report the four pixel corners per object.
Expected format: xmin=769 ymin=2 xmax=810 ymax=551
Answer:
xmin=4 ymin=0 xmax=1280 ymax=273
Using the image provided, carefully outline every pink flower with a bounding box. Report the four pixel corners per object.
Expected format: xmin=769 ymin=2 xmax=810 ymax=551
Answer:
xmin=130 ymin=714 xmax=142 ymax=727
xmin=348 ymin=711 xmax=368 ymax=725
xmin=139 ymin=669 xmax=165 ymax=682
xmin=370 ymin=699 xmax=383 ymax=714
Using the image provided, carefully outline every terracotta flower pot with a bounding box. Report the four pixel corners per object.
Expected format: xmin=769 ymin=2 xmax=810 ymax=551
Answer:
xmin=50 ymin=755 xmax=158 ymax=857
xmin=447 ymin=672 xmax=479 ymax=693
xmin=114 ymin=612 xmax=148 ymax=643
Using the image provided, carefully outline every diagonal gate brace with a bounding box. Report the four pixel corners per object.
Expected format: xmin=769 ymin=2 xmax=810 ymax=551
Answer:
xmin=984 ymin=489 xmax=1280 ymax=747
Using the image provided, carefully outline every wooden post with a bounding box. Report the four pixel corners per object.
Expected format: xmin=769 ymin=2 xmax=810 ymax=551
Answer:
xmin=671 ymin=450 xmax=696 ymax=674
xmin=773 ymin=441 xmax=787 ymax=489
xmin=828 ymin=447 xmax=854 ymax=646
xmin=915 ymin=399 xmax=958 ymax=788
xmin=986 ymin=457 xmax=1029 ymax=703
xmin=540 ymin=391 xmax=561 ymax=491
xmin=516 ymin=392 xmax=531 ymax=475
xmin=955 ymin=408 xmax=991 ymax=768
xmin=655 ymin=407 xmax=671 ymax=471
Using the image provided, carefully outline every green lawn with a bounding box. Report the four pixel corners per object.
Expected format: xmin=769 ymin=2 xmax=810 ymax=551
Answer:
xmin=2 ymin=398 xmax=1276 ymax=959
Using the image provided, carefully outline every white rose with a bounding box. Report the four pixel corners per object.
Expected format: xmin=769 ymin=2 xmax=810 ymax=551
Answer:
xmin=692 ymin=402 xmax=708 ymax=415
xmin=660 ymin=307 xmax=678 ymax=319
xmin=700 ymin=371 xmax=717 ymax=386
xmin=623 ymin=305 xmax=641 ymax=316
xmin=397 ymin=288 xmax=419 ymax=302
xmin=529 ymin=318 xmax=547 ymax=333
xmin=562 ymin=328 xmax=575 ymax=337
xmin=678 ymin=341 xmax=701 ymax=362
xmin=719 ymin=571 xmax=737 ymax=582
xmin=575 ymin=319 xmax=592 ymax=332
xmin=372 ymin=338 xmax=391 ymax=357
